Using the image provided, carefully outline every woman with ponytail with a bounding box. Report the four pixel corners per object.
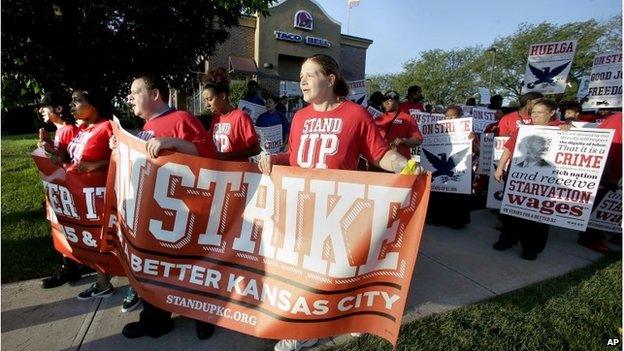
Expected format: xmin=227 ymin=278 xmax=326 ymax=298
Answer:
xmin=202 ymin=68 xmax=260 ymax=161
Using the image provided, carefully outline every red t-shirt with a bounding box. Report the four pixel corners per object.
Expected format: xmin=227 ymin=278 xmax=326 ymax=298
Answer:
xmin=599 ymin=112 xmax=622 ymax=181
xmin=504 ymin=120 xmax=564 ymax=153
xmin=375 ymin=111 xmax=422 ymax=158
xmin=54 ymin=124 xmax=79 ymax=152
xmin=137 ymin=109 xmax=215 ymax=158
xmin=498 ymin=111 xmax=532 ymax=136
xmin=67 ymin=119 xmax=113 ymax=164
xmin=209 ymin=108 xmax=258 ymax=161
xmin=277 ymin=101 xmax=389 ymax=170
xmin=399 ymin=102 xmax=424 ymax=116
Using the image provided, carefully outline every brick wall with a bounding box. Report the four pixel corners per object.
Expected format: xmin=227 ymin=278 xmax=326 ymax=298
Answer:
xmin=339 ymin=44 xmax=367 ymax=82
xmin=207 ymin=25 xmax=255 ymax=71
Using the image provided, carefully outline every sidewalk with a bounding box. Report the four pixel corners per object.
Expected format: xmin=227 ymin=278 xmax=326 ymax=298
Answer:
xmin=2 ymin=210 xmax=617 ymax=351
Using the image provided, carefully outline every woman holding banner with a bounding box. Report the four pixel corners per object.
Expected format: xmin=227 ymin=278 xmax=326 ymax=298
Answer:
xmin=493 ymin=99 xmax=569 ymax=260
xmin=258 ymin=54 xmax=420 ymax=351
xmin=35 ymin=91 xmax=90 ymax=289
xmin=203 ymin=68 xmax=261 ymax=161
xmin=60 ymin=88 xmax=117 ymax=296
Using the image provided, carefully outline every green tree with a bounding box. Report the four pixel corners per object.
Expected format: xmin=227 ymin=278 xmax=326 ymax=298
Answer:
xmin=476 ymin=17 xmax=622 ymax=101
xmin=1 ymin=0 xmax=273 ymax=112
xmin=367 ymin=16 xmax=621 ymax=106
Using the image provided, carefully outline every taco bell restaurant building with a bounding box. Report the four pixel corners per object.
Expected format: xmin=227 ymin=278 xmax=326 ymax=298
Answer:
xmin=187 ymin=0 xmax=372 ymax=112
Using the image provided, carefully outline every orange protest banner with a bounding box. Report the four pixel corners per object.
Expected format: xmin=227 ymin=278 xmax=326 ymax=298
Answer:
xmin=32 ymin=148 xmax=125 ymax=276
xmin=108 ymin=123 xmax=431 ymax=345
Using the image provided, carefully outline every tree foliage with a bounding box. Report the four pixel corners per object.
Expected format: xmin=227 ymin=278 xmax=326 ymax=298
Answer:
xmin=1 ymin=0 xmax=273 ymax=110
xmin=368 ymin=16 xmax=622 ymax=105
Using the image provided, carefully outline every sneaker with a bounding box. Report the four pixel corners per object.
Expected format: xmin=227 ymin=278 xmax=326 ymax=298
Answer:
xmin=41 ymin=266 xmax=82 ymax=289
xmin=121 ymin=287 xmax=142 ymax=312
xmin=195 ymin=320 xmax=215 ymax=340
xmin=77 ymin=283 xmax=115 ymax=300
xmin=577 ymin=238 xmax=609 ymax=254
xmin=274 ymin=339 xmax=318 ymax=351
xmin=122 ymin=320 xmax=173 ymax=339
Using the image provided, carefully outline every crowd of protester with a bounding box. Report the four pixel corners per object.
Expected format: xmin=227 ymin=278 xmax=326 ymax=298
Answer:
xmin=34 ymin=53 xmax=621 ymax=351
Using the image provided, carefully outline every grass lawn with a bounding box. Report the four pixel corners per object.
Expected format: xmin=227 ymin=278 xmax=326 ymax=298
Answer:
xmin=1 ymin=134 xmax=59 ymax=283
xmin=330 ymin=253 xmax=622 ymax=351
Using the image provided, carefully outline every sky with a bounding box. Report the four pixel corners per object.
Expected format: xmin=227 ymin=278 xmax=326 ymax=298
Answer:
xmin=312 ymin=0 xmax=622 ymax=76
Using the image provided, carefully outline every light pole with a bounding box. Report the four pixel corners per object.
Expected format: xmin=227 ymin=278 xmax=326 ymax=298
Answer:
xmin=487 ymin=47 xmax=497 ymax=93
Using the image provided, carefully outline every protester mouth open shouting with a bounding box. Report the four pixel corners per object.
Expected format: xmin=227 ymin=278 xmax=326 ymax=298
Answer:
xmin=257 ymin=54 xmax=421 ymax=351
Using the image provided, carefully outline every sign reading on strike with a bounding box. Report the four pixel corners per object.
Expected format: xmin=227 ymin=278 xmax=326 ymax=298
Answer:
xmin=583 ymin=52 xmax=622 ymax=109
xmin=108 ymin=123 xmax=431 ymax=345
xmin=420 ymin=117 xmax=473 ymax=194
xmin=500 ymin=126 xmax=614 ymax=230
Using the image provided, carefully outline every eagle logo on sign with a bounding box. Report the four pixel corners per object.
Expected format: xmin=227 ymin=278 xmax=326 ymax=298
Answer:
xmin=294 ymin=10 xmax=313 ymax=30
xmin=526 ymin=61 xmax=571 ymax=89
xmin=422 ymin=147 xmax=470 ymax=182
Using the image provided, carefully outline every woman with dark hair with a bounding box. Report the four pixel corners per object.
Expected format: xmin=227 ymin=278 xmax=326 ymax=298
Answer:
xmin=426 ymin=105 xmax=475 ymax=229
xmin=202 ymin=68 xmax=261 ymax=160
xmin=36 ymin=91 xmax=87 ymax=289
xmin=493 ymin=99 xmax=569 ymax=260
xmin=258 ymin=53 xmax=420 ymax=351
xmin=63 ymin=88 xmax=117 ymax=298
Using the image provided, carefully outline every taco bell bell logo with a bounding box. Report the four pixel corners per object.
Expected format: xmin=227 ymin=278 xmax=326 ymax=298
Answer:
xmin=294 ymin=10 xmax=313 ymax=30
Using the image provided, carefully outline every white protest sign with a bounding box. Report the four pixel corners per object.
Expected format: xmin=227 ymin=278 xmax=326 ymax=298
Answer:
xmin=472 ymin=107 xmax=498 ymax=133
xmin=478 ymin=133 xmax=495 ymax=175
xmin=412 ymin=112 xmax=445 ymax=130
xmin=280 ymin=81 xmax=302 ymax=97
xmin=256 ymin=125 xmax=284 ymax=154
xmin=583 ymin=52 xmax=622 ymax=109
xmin=587 ymin=181 xmax=622 ymax=233
xmin=571 ymin=121 xmax=599 ymax=129
xmin=521 ymin=40 xmax=577 ymax=95
xmin=459 ymin=104 xmax=474 ymax=117
xmin=487 ymin=136 xmax=510 ymax=209
xmin=479 ymin=87 xmax=491 ymax=104
xmin=500 ymin=125 xmax=614 ymax=230
xmin=346 ymin=80 xmax=367 ymax=106
xmin=420 ymin=117 xmax=473 ymax=194
xmin=576 ymin=76 xmax=591 ymax=101
xmin=367 ymin=106 xmax=383 ymax=119
xmin=238 ymin=100 xmax=267 ymax=123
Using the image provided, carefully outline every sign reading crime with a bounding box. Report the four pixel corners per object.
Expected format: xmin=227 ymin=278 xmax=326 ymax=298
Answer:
xmin=500 ymin=126 xmax=614 ymax=230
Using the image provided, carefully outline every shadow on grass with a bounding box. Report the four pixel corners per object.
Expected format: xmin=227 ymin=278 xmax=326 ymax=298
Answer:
xmin=1 ymin=208 xmax=46 ymax=228
xmin=1 ymin=235 xmax=60 ymax=283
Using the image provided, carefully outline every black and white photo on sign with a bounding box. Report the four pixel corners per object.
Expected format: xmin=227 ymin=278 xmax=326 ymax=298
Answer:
xmin=521 ymin=40 xmax=577 ymax=95
xmin=500 ymin=126 xmax=614 ymax=231
xmin=420 ymin=117 xmax=473 ymax=194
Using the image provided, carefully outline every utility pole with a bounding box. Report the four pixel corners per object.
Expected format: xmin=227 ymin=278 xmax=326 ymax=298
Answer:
xmin=487 ymin=47 xmax=497 ymax=93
